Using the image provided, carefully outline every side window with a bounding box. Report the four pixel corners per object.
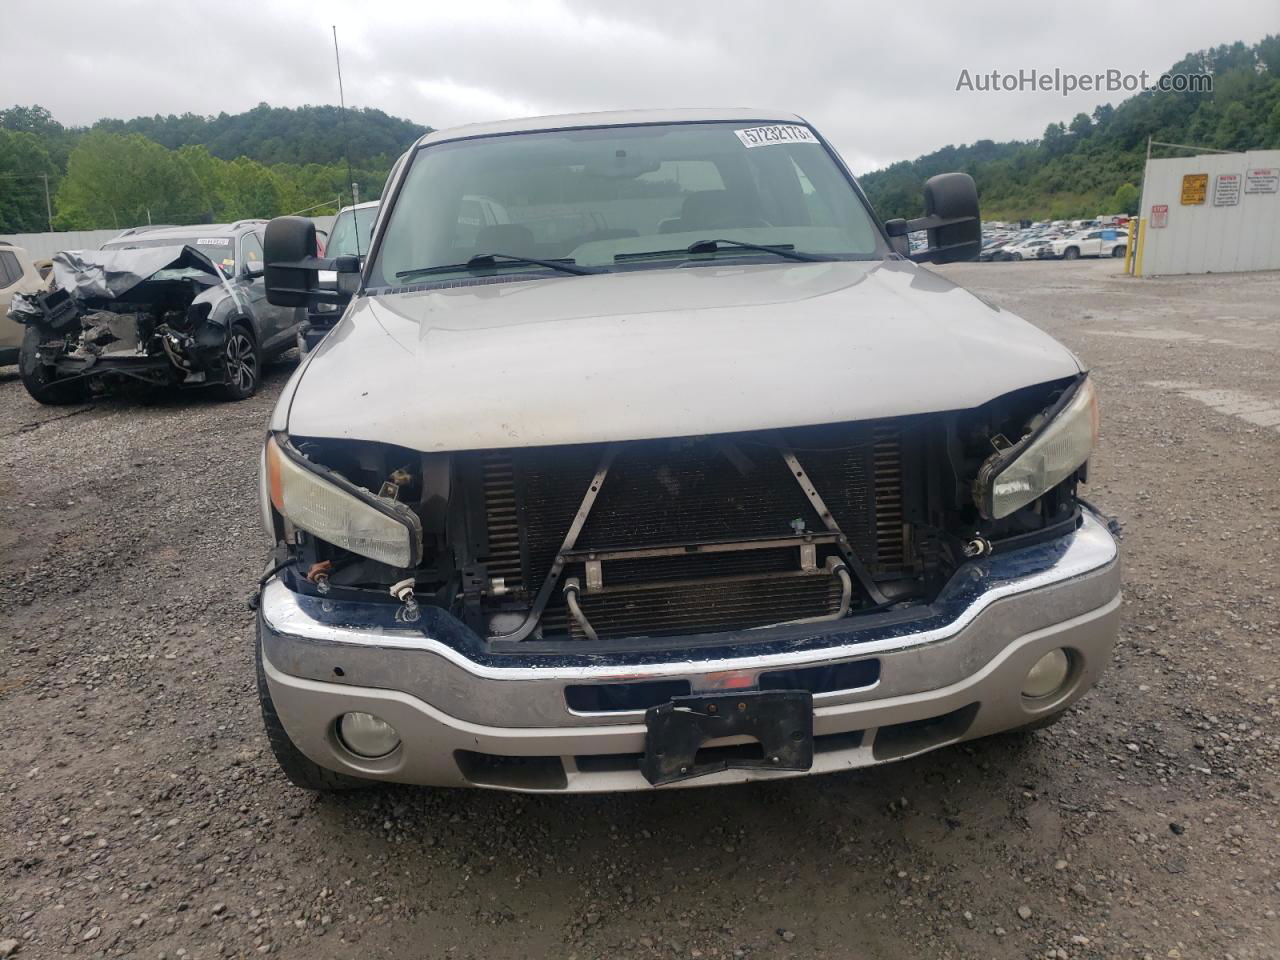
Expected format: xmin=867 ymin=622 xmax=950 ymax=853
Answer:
xmin=241 ymin=233 xmax=264 ymax=272
xmin=0 ymin=251 xmax=20 ymax=288
xmin=1085 ymin=231 xmax=1102 ymax=240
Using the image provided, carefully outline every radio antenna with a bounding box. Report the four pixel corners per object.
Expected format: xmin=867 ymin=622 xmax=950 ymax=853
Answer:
xmin=331 ymin=25 xmax=361 ymax=257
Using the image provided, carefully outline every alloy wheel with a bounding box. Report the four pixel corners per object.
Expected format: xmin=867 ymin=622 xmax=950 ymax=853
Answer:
xmin=226 ymin=331 xmax=258 ymax=391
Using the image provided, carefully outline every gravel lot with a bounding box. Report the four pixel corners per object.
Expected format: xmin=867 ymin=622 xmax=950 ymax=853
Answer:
xmin=2 ymin=258 xmax=1277 ymax=960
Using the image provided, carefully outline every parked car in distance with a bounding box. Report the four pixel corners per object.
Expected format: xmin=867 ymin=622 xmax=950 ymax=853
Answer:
xmin=12 ymin=221 xmax=303 ymax=404
xmin=978 ymin=239 xmax=1008 ymax=261
xmin=1050 ymin=228 xmax=1127 ymax=260
xmin=0 ymin=243 xmax=51 ymax=365
xmin=299 ymin=201 xmax=380 ymax=354
xmin=1000 ymin=237 xmax=1053 ymax=261
xmin=253 ymin=108 xmax=1118 ymax=795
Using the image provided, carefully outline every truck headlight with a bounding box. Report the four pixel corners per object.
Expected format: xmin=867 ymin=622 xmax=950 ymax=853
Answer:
xmin=975 ymin=376 xmax=1099 ymax=520
xmin=264 ymin=434 xmax=422 ymax=568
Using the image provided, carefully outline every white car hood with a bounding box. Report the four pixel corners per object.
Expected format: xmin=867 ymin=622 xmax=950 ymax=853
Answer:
xmin=282 ymin=259 xmax=1080 ymax=451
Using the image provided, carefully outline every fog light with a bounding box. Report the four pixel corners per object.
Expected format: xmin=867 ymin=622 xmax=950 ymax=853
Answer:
xmin=1022 ymin=649 xmax=1071 ymax=699
xmin=337 ymin=712 xmax=400 ymax=758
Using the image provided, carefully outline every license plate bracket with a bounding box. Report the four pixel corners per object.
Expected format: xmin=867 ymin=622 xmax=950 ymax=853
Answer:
xmin=641 ymin=690 xmax=814 ymax=786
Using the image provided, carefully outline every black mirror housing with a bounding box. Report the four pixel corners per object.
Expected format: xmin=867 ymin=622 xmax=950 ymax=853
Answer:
xmin=899 ymin=173 xmax=982 ymax=264
xmin=915 ymin=173 xmax=981 ymax=263
xmin=922 ymin=173 xmax=981 ymax=263
xmin=265 ymin=216 xmax=319 ymax=307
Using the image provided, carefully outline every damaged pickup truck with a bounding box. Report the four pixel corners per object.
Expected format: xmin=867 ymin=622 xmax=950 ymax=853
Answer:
xmin=253 ymin=109 xmax=1120 ymax=793
xmin=11 ymin=221 xmax=302 ymax=404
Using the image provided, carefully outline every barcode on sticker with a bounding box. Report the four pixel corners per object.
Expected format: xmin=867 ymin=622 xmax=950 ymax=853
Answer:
xmin=196 ymin=238 xmax=231 ymax=246
xmin=734 ymin=124 xmax=819 ymax=148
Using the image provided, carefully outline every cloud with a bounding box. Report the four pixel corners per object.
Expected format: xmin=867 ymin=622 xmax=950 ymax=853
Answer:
xmin=4 ymin=0 xmax=1274 ymax=172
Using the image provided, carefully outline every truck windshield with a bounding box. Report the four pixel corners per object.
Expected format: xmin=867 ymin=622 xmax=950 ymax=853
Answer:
xmin=368 ymin=121 xmax=884 ymax=285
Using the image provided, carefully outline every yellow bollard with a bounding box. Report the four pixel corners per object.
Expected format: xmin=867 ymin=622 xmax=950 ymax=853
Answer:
xmin=1133 ymin=218 xmax=1146 ymax=277
xmin=1124 ymin=220 xmax=1137 ymax=274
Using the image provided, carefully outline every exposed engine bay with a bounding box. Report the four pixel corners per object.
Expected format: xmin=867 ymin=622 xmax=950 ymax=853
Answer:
xmin=10 ymin=246 xmax=236 ymax=392
xmin=268 ymin=374 xmax=1088 ymax=649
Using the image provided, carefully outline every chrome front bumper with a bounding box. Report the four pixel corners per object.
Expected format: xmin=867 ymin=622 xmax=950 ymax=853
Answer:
xmin=259 ymin=511 xmax=1121 ymax=792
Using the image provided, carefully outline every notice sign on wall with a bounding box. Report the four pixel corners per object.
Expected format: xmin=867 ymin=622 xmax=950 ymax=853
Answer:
xmin=1213 ymin=173 xmax=1242 ymax=206
xmin=1245 ymin=168 xmax=1279 ymax=193
xmin=1151 ymin=204 xmax=1169 ymax=228
xmin=1181 ymin=173 xmax=1208 ymax=204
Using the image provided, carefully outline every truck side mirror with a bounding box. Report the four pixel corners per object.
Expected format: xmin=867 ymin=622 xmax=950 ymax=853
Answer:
xmin=265 ymin=216 xmax=361 ymax=308
xmin=894 ymin=173 xmax=982 ymax=264
xmin=265 ymin=216 xmax=318 ymax=307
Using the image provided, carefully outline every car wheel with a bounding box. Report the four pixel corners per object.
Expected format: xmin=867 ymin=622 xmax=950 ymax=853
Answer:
xmin=218 ymin=322 xmax=261 ymax=401
xmin=1111 ymin=245 xmax=1126 ymax=258
xmin=1063 ymin=247 xmax=1080 ymax=261
xmin=17 ymin=325 xmax=88 ymax=406
xmin=1012 ymin=252 xmax=1022 ymax=261
xmin=256 ymin=626 xmax=371 ymax=792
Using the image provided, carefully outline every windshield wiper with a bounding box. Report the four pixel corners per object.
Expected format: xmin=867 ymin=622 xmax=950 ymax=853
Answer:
xmin=614 ymin=238 xmax=830 ymax=264
xmin=396 ymin=252 xmax=598 ymax=280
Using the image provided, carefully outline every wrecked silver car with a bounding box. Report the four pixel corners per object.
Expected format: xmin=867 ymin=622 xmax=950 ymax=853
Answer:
xmin=251 ymin=109 xmax=1120 ymax=793
xmin=11 ymin=223 xmax=302 ymax=404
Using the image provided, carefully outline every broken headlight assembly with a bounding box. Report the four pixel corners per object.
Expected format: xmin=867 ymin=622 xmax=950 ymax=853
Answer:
xmin=264 ymin=435 xmax=423 ymax=568
xmin=975 ymin=376 xmax=1099 ymax=520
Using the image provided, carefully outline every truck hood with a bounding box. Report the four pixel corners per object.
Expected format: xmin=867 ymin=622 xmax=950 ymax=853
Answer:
xmin=283 ymin=259 xmax=1080 ymax=451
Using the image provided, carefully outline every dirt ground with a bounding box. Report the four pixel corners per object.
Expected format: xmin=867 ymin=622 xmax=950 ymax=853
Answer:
xmin=1 ymin=258 xmax=1277 ymax=960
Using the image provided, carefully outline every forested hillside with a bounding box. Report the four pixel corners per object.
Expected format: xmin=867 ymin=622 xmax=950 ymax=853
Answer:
xmin=94 ymin=103 xmax=427 ymax=166
xmin=0 ymin=103 xmax=429 ymax=232
xmin=860 ymin=37 xmax=1280 ymax=221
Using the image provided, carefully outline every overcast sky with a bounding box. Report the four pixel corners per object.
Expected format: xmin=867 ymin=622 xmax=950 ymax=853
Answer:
xmin=5 ymin=0 xmax=1273 ymax=173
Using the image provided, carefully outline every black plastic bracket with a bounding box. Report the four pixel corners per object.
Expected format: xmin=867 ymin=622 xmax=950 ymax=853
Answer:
xmin=641 ymin=690 xmax=814 ymax=786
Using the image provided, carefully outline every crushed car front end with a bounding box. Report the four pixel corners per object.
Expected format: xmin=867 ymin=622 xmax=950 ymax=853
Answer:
xmin=11 ymin=246 xmax=236 ymax=400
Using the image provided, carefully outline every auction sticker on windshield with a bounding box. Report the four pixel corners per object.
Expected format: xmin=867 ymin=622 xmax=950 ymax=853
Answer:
xmin=196 ymin=238 xmax=231 ymax=246
xmin=735 ymin=124 xmax=819 ymax=148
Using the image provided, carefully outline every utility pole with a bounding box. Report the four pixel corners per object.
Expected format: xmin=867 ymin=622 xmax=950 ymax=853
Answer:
xmin=42 ymin=173 xmax=52 ymax=231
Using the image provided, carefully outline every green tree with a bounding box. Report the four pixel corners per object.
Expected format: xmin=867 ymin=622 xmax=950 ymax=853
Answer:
xmin=0 ymin=129 xmax=56 ymax=232
xmin=54 ymin=132 xmax=209 ymax=229
xmin=222 ymin=157 xmax=288 ymax=220
xmin=1108 ymin=183 xmax=1140 ymax=216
